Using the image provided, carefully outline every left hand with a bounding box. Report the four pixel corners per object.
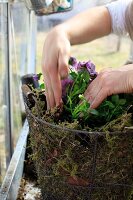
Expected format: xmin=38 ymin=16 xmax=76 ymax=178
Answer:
xmin=84 ymin=65 xmax=133 ymax=109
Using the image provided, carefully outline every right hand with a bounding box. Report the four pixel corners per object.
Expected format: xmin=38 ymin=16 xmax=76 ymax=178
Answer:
xmin=84 ymin=65 xmax=133 ymax=109
xmin=42 ymin=26 xmax=71 ymax=109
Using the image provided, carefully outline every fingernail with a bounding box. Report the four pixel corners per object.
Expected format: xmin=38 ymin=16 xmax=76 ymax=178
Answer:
xmin=55 ymin=99 xmax=63 ymax=107
xmin=87 ymin=95 xmax=93 ymax=104
xmin=90 ymin=104 xmax=93 ymax=109
xmin=89 ymin=100 xmax=94 ymax=109
xmin=60 ymin=68 xmax=69 ymax=79
xmin=89 ymin=100 xmax=93 ymax=105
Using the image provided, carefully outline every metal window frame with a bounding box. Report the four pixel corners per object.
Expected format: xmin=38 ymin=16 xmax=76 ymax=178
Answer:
xmin=0 ymin=0 xmax=37 ymax=186
xmin=0 ymin=120 xmax=29 ymax=200
xmin=1 ymin=2 xmax=13 ymax=169
xmin=27 ymin=10 xmax=37 ymax=74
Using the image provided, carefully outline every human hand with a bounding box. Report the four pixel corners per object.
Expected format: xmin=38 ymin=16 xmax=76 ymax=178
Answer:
xmin=84 ymin=65 xmax=133 ymax=109
xmin=42 ymin=26 xmax=70 ymax=109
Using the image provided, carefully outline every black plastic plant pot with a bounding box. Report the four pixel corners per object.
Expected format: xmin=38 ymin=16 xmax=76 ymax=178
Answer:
xmin=21 ymin=74 xmax=40 ymax=89
xmin=22 ymin=86 xmax=133 ymax=200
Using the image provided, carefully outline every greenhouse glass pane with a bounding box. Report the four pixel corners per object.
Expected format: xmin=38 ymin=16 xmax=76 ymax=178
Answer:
xmin=0 ymin=3 xmax=8 ymax=184
xmin=10 ymin=2 xmax=30 ymax=148
xmin=0 ymin=0 xmax=36 ymax=186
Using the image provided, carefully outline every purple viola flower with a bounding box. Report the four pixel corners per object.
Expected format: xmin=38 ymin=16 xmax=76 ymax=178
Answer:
xmin=78 ymin=61 xmax=86 ymax=68
xmin=69 ymin=57 xmax=97 ymax=76
xmin=33 ymin=74 xmax=39 ymax=81
xmin=86 ymin=61 xmax=98 ymax=76
xmin=71 ymin=60 xmax=86 ymax=71
xmin=69 ymin=57 xmax=79 ymax=71
xmin=61 ymin=78 xmax=74 ymax=98
xmin=76 ymin=61 xmax=86 ymax=71
xmin=69 ymin=57 xmax=78 ymax=66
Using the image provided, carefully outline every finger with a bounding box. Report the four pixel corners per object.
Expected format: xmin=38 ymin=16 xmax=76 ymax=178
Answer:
xmin=84 ymin=74 xmax=100 ymax=96
xmin=42 ymin=64 xmax=51 ymax=109
xmin=44 ymin=75 xmax=56 ymax=108
xmin=45 ymin=57 xmax=62 ymax=107
xmin=84 ymin=76 xmax=102 ymax=104
xmin=50 ymin=72 xmax=62 ymax=107
xmin=90 ymin=88 xmax=108 ymax=109
xmin=45 ymin=85 xmax=50 ymax=110
xmin=58 ymin=51 xmax=69 ymax=79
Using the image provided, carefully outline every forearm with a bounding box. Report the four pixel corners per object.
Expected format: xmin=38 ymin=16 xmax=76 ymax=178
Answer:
xmin=129 ymin=73 xmax=133 ymax=92
xmin=117 ymin=64 xmax=133 ymax=93
xmin=56 ymin=6 xmax=111 ymax=45
xmin=125 ymin=64 xmax=133 ymax=92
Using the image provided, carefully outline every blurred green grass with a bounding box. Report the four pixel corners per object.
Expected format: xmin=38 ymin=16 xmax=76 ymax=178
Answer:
xmin=36 ymin=32 xmax=130 ymax=73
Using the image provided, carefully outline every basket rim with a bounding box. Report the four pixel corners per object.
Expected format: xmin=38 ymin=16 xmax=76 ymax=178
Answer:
xmin=25 ymin=103 xmax=133 ymax=137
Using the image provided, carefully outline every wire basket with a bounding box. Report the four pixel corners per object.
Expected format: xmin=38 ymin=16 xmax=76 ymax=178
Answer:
xmin=22 ymin=85 xmax=133 ymax=200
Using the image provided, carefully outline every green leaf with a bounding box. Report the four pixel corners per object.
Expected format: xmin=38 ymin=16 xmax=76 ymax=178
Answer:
xmin=37 ymin=72 xmax=42 ymax=80
xmin=89 ymin=109 xmax=99 ymax=116
xmin=40 ymin=83 xmax=45 ymax=89
xmin=103 ymin=101 xmax=115 ymax=109
xmin=119 ymin=99 xmax=126 ymax=105
xmin=111 ymin=95 xmax=119 ymax=104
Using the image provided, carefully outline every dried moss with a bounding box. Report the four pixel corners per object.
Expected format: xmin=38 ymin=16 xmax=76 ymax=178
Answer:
xmin=99 ymin=113 xmax=132 ymax=132
xmin=25 ymin=90 xmax=133 ymax=200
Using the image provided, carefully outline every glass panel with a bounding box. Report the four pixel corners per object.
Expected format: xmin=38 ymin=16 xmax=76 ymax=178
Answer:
xmin=0 ymin=1 xmax=33 ymax=185
xmin=0 ymin=3 xmax=9 ymax=184
xmin=10 ymin=2 xmax=30 ymax=148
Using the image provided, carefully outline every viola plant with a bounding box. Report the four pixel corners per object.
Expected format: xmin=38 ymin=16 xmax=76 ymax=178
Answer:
xmin=34 ymin=57 xmax=132 ymax=129
xmin=27 ymin=57 xmax=133 ymax=200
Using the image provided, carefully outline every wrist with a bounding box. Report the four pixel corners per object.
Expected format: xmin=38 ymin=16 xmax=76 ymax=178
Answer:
xmin=119 ymin=64 xmax=133 ymax=93
xmin=54 ymin=24 xmax=71 ymax=42
xmin=129 ymin=70 xmax=133 ymax=92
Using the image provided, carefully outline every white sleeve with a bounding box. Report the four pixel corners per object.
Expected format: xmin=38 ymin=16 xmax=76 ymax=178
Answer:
xmin=105 ymin=0 xmax=132 ymax=36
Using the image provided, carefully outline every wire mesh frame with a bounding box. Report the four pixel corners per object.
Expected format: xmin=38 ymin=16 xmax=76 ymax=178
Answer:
xmin=23 ymin=93 xmax=133 ymax=200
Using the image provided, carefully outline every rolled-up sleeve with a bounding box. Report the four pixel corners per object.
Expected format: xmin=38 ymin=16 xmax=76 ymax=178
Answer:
xmin=106 ymin=0 xmax=132 ymax=37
